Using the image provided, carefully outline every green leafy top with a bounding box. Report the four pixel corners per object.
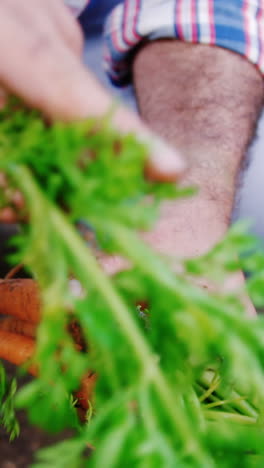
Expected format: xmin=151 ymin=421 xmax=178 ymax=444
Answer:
xmin=1 ymin=101 xmax=264 ymax=467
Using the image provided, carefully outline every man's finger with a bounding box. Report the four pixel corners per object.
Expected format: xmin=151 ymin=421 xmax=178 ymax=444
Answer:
xmin=110 ymin=106 xmax=187 ymax=182
xmin=0 ymin=1 xmax=186 ymax=181
xmin=45 ymin=0 xmax=84 ymax=56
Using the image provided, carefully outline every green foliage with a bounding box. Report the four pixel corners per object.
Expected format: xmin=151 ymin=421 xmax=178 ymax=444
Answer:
xmin=0 ymin=363 xmax=19 ymax=440
xmin=1 ymin=100 xmax=264 ymax=466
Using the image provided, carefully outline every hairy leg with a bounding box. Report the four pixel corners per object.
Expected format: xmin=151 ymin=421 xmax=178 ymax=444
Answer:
xmin=133 ymin=41 xmax=264 ymax=259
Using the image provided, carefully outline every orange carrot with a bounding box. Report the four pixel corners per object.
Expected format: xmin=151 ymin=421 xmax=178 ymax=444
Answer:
xmin=0 ymin=317 xmax=36 ymax=338
xmin=74 ymin=373 xmax=97 ymax=410
xmin=0 ymin=279 xmax=41 ymax=323
xmin=5 ymin=263 xmax=24 ymax=280
xmin=0 ymin=329 xmax=36 ymax=373
xmin=0 ymin=328 xmax=95 ymax=409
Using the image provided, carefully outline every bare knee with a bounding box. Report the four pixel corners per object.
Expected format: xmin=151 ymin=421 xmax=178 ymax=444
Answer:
xmin=133 ymin=40 xmax=264 ymax=150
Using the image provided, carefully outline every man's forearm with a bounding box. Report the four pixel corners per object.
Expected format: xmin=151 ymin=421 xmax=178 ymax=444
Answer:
xmin=133 ymin=41 xmax=264 ymax=258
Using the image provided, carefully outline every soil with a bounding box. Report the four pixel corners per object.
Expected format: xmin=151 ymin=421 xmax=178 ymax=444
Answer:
xmin=0 ymin=227 xmax=82 ymax=467
xmin=0 ymin=364 xmax=73 ymax=468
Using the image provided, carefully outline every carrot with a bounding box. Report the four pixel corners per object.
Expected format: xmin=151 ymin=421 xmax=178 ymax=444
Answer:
xmin=0 ymin=279 xmax=41 ymax=323
xmin=0 ymin=329 xmax=36 ymax=374
xmin=5 ymin=263 xmax=24 ymax=280
xmin=0 ymin=317 xmax=36 ymax=338
xmin=68 ymin=320 xmax=86 ymax=350
xmin=74 ymin=373 xmax=97 ymax=410
xmin=0 ymin=327 xmax=95 ymax=409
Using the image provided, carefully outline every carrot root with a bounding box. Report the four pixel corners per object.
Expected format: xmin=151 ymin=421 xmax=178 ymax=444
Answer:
xmin=5 ymin=263 xmax=24 ymax=280
xmin=0 ymin=317 xmax=37 ymax=338
xmin=0 ymin=329 xmax=36 ymax=373
xmin=0 ymin=277 xmax=94 ymax=410
xmin=0 ymin=279 xmax=41 ymax=323
xmin=0 ymin=328 xmax=95 ymax=409
xmin=74 ymin=373 xmax=97 ymax=410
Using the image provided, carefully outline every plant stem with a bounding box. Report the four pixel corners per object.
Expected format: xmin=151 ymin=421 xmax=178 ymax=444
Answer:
xmin=13 ymin=165 xmax=212 ymax=466
xmin=204 ymin=410 xmax=257 ymax=425
xmin=200 ymin=370 xmax=258 ymax=419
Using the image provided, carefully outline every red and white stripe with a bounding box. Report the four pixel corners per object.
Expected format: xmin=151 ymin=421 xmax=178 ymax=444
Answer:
xmin=191 ymin=0 xmax=198 ymax=41
xmin=123 ymin=0 xmax=141 ymax=46
xmin=175 ymin=0 xmax=199 ymax=42
xmin=243 ymin=0 xmax=260 ymax=64
xmin=110 ymin=4 xmax=128 ymax=53
xmin=257 ymin=4 xmax=264 ymax=71
xmin=182 ymin=0 xmax=193 ymax=41
xmin=104 ymin=0 xmax=264 ymax=84
xmin=176 ymin=0 xmax=185 ymax=40
xmin=197 ymin=0 xmax=215 ymax=43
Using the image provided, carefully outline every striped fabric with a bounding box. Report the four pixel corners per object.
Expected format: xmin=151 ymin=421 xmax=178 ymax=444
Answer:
xmin=103 ymin=0 xmax=264 ymax=86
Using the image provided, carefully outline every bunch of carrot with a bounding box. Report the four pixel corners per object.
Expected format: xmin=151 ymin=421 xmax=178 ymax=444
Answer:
xmin=0 ymin=277 xmax=96 ymax=410
xmin=0 ymin=279 xmax=38 ymax=366
xmin=2 ymin=100 xmax=264 ymax=467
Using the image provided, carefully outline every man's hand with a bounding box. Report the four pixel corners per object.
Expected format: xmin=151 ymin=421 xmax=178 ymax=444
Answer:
xmin=0 ymin=0 xmax=185 ymax=185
